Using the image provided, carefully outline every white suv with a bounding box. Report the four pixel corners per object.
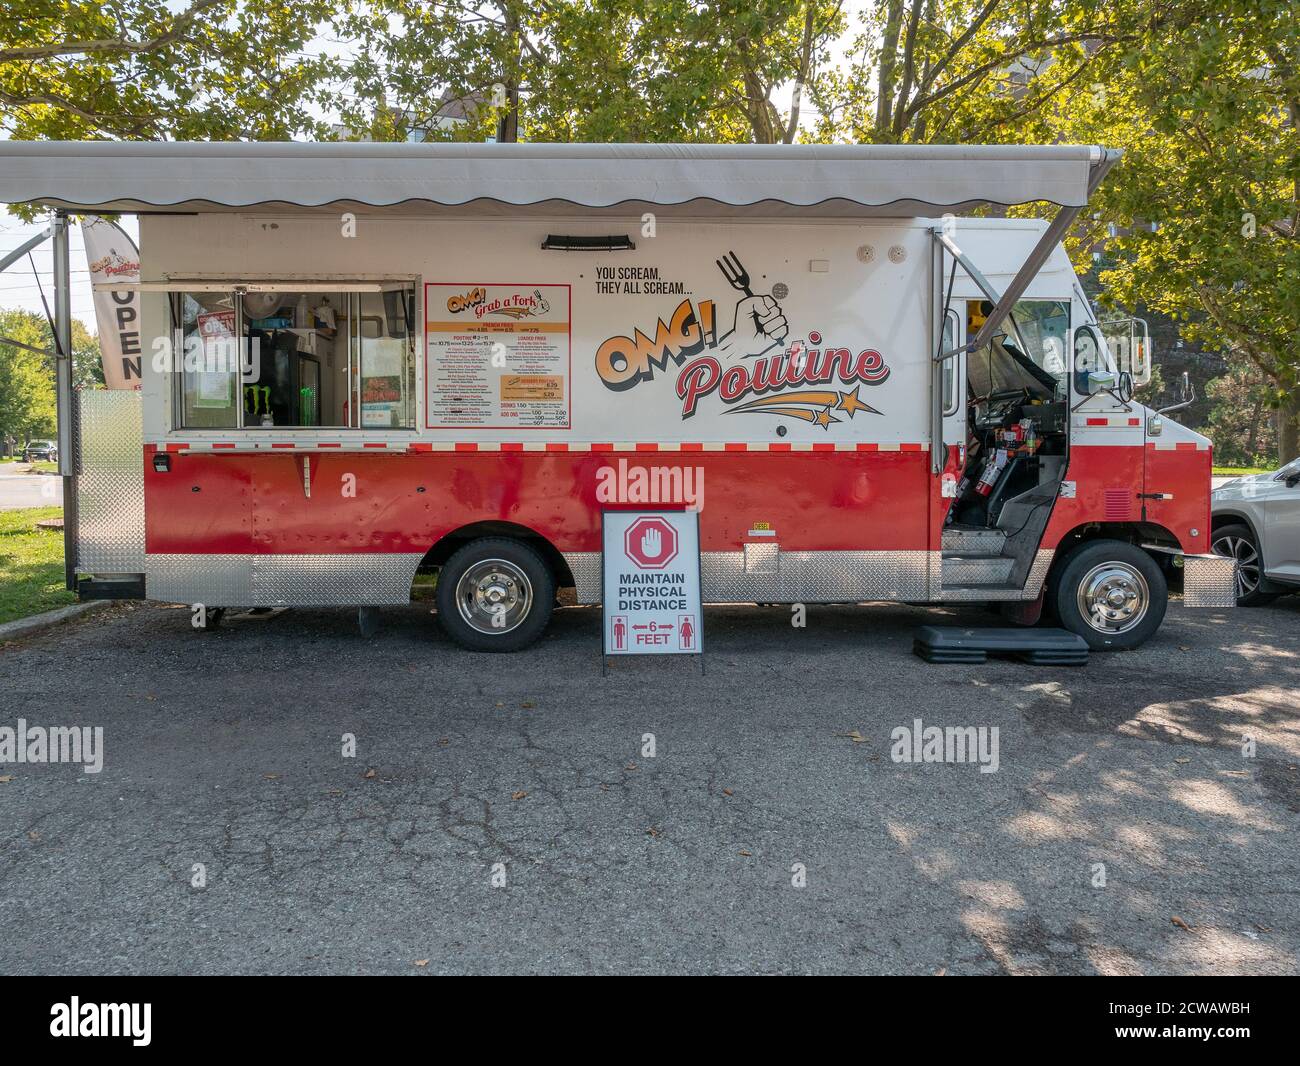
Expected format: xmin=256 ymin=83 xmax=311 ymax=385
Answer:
xmin=1211 ymin=457 xmax=1300 ymax=605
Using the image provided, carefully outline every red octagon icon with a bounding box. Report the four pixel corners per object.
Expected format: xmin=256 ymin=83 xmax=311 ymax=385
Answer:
xmin=624 ymin=516 xmax=679 ymax=570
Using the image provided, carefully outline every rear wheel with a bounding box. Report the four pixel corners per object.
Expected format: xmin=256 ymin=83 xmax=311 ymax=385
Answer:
xmin=1052 ymin=539 xmax=1167 ymax=651
xmin=435 ymin=537 xmax=555 ymax=652
xmin=1210 ymin=523 xmax=1276 ymax=606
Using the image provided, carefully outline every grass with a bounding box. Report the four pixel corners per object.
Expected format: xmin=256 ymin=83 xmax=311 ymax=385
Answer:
xmin=0 ymin=507 xmax=73 ymax=625
xmin=1213 ymin=465 xmax=1274 ymax=477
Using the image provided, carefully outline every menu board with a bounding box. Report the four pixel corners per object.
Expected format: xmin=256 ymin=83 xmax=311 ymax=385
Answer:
xmin=425 ymin=283 xmax=571 ymax=429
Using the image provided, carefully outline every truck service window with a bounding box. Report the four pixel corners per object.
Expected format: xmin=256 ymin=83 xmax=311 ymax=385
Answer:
xmin=174 ymin=286 xmax=416 ymax=430
xmin=174 ymin=291 xmax=240 ymax=429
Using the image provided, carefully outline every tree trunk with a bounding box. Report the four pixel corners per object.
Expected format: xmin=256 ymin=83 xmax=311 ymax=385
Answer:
xmin=1279 ymin=387 xmax=1300 ymax=464
xmin=875 ymin=0 xmax=905 ymax=135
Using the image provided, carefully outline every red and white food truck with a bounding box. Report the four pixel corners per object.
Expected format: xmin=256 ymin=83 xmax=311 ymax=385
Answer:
xmin=0 ymin=142 xmax=1235 ymax=651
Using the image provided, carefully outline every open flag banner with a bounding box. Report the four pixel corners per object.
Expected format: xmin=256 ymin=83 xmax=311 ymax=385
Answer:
xmin=82 ymin=216 xmax=142 ymax=390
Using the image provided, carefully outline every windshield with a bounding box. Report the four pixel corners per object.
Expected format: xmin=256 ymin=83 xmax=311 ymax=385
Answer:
xmin=966 ymin=298 xmax=1069 ymax=401
xmin=1008 ymin=300 xmax=1071 ymax=381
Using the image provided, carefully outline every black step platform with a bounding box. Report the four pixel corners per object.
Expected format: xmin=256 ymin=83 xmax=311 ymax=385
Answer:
xmin=913 ymin=626 xmax=1089 ymax=666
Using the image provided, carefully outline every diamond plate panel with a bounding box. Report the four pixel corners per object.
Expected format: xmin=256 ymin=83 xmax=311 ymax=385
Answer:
xmin=75 ymin=391 xmax=145 ymax=573
xmin=146 ymin=555 xmax=254 ymax=605
xmin=564 ymin=550 xmax=932 ymax=604
xmin=565 ymin=552 xmax=602 ymax=604
xmin=940 ymin=550 xmax=1053 ymax=602
xmin=144 ymin=553 xmax=421 ymax=606
xmin=743 ymin=541 xmax=779 ymax=575
xmin=254 ymin=553 xmax=423 ymax=606
xmin=1183 ymin=553 xmax=1237 ymax=608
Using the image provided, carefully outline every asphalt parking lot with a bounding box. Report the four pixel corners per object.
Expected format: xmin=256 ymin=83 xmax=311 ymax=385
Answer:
xmin=1 ymin=594 xmax=1298 ymax=975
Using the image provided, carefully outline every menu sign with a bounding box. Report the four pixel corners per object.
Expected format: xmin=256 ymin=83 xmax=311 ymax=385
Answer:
xmin=425 ymin=283 xmax=571 ymax=429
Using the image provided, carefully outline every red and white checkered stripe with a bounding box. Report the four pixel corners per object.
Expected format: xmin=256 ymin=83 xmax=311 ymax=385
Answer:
xmin=156 ymin=440 xmax=931 ymax=455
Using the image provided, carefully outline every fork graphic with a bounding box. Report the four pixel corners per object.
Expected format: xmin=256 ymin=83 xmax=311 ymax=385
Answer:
xmin=716 ymin=250 xmax=766 ymax=334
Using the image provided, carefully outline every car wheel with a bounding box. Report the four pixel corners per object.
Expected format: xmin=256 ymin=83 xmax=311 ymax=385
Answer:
xmin=1210 ymin=523 xmax=1277 ymax=606
xmin=1052 ymin=539 xmax=1167 ymax=651
xmin=435 ymin=537 xmax=555 ymax=652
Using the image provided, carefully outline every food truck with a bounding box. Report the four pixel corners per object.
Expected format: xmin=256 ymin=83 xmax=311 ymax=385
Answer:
xmin=0 ymin=142 xmax=1235 ymax=651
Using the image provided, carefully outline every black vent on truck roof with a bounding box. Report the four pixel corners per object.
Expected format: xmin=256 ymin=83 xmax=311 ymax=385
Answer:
xmin=541 ymin=234 xmax=636 ymax=251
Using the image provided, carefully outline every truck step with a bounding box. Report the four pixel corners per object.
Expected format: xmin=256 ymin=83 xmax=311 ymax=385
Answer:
xmin=941 ymin=555 xmax=1015 ymax=586
xmin=913 ymin=626 xmax=1089 ymax=666
xmin=942 ymin=527 xmax=1007 ymax=554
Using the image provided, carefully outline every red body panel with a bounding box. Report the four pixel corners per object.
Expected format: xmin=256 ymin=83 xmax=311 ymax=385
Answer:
xmin=1142 ymin=443 xmax=1213 ymax=554
xmin=143 ymin=439 xmax=1211 ymax=566
xmin=1042 ymin=443 xmax=1209 ymax=552
xmin=143 ymin=446 xmax=933 ymax=556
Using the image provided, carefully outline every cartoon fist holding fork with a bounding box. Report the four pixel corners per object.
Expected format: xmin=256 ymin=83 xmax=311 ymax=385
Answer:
xmin=715 ymin=250 xmax=789 ymax=360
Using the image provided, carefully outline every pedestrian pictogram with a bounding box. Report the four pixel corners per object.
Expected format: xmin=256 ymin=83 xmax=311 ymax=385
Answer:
xmin=678 ymin=614 xmax=696 ymax=650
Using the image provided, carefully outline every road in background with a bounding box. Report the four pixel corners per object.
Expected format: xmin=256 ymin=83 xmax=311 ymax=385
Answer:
xmin=0 ymin=470 xmax=61 ymax=510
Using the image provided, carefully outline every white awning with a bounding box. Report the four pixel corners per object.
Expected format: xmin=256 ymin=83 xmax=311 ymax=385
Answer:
xmin=0 ymin=141 xmax=1120 ymax=218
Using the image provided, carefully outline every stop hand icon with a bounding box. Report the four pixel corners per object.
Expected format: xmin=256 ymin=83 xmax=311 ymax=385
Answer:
xmin=624 ymin=516 xmax=679 ymax=570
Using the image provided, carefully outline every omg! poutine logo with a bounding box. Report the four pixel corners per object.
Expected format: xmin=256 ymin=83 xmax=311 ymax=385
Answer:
xmin=447 ymin=286 xmax=550 ymax=320
xmin=594 ymin=250 xmax=889 ymax=429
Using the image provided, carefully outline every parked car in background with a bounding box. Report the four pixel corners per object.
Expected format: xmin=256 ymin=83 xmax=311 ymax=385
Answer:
xmin=1211 ymin=457 xmax=1300 ymax=605
xmin=22 ymin=439 xmax=57 ymax=463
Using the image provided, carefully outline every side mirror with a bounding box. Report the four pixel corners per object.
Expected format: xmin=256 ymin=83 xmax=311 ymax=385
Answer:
xmin=1087 ymin=370 xmax=1118 ymax=394
xmin=1117 ymin=371 xmax=1134 ymax=403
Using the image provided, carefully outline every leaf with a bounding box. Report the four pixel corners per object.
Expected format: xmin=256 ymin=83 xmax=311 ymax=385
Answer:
xmin=511 ymin=790 xmax=527 ymax=800
xmin=722 ymin=787 xmax=734 ymax=796
xmin=738 ymin=849 xmax=752 ymax=857
xmin=363 ymin=767 xmax=377 ymax=780
xmin=646 ymin=827 xmax=661 ymax=838
xmin=1171 ymin=915 xmax=1192 ymax=931
xmin=0 ymin=775 xmax=13 ymax=783
xmin=834 ymin=730 xmax=867 ymax=743
xmin=414 ymin=959 xmax=429 ymax=967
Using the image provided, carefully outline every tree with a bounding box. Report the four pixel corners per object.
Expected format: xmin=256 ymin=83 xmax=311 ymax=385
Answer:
xmin=1053 ymin=0 xmax=1300 ymax=460
xmin=0 ymin=309 xmax=57 ymax=445
xmin=809 ymin=1 xmax=1194 ymax=145
xmin=1205 ymin=364 xmax=1279 ymax=468
xmin=1 ymin=0 xmax=341 ymax=141
xmin=335 ymin=1 xmax=846 ymax=145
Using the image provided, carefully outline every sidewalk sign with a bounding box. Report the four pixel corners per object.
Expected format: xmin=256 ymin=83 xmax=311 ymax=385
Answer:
xmin=601 ymin=510 xmax=703 ymax=668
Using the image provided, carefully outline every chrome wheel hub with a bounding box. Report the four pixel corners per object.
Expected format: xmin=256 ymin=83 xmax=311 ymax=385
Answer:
xmin=455 ymin=559 xmax=533 ymax=635
xmin=1211 ymin=534 xmax=1259 ymax=599
xmin=1077 ymin=562 xmax=1149 ymax=634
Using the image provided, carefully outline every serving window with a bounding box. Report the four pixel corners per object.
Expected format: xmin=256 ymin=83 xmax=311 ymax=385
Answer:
xmin=171 ymin=283 xmax=417 ymax=430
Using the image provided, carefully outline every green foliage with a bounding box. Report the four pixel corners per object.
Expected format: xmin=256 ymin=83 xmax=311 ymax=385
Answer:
xmin=1053 ymin=0 xmax=1300 ymax=456
xmin=1 ymin=1 xmax=342 ymax=142
xmin=335 ymin=1 xmax=845 ymax=144
xmin=0 ymin=507 xmax=72 ymax=624
xmin=0 ymin=308 xmax=57 ymax=443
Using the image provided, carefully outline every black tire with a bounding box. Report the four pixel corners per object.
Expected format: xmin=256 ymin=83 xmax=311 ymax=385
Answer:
xmin=1210 ymin=523 xmax=1277 ymax=607
xmin=1052 ymin=539 xmax=1167 ymax=651
xmin=435 ymin=537 xmax=555 ymax=652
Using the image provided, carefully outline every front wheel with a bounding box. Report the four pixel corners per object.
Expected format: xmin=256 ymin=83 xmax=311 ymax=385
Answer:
xmin=435 ymin=537 xmax=555 ymax=652
xmin=1210 ymin=523 xmax=1277 ymax=606
xmin=1052 ymin=539 xmax=1167 ymax=651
